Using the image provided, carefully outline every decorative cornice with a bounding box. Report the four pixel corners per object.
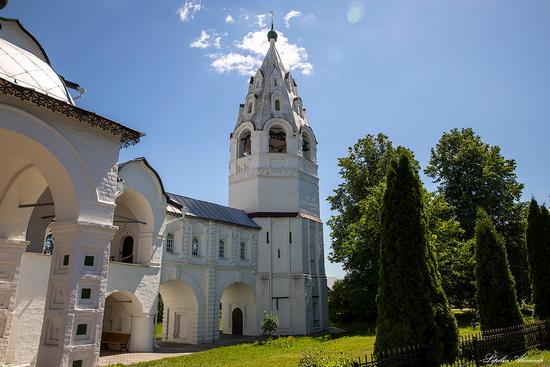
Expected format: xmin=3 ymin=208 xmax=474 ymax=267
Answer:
xmin=0 ymin=77 xmax=143 ymax=148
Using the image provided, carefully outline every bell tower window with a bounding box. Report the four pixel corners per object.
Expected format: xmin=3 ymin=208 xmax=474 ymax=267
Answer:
xmin=302 ymin=133 xmax=312 ymax=160
xmin=274 ymin=99 xmax=281 ymax=111
xmin=238 ymin=130 xmax=252 ymax=158
xmin=269 ymin=126 xmax=287 ymax=153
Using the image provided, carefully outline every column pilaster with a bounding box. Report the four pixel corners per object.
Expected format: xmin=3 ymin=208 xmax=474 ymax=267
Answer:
xmin=0 ymin=239 xmax=27 ymax=365
xmin=36 ymin=221 xmax=117 ymax=367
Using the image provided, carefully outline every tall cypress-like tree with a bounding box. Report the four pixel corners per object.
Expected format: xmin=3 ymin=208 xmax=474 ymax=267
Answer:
xmin=474 ymin=210 xmax=523 ymax=329
xmin=527 ymin=200 xmax=550 ymax=319
xmin=375 ymin=154 xmax=458 ymax=366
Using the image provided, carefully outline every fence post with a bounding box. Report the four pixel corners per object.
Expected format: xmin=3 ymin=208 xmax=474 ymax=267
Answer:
xmin=473 ymin=336 xmax=481 ymax=367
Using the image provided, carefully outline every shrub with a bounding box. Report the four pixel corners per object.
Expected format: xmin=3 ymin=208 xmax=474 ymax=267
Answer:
xmin=260 ymin=311 xmax=279 ymax=337
xmin=298 ymin=350 xmax=355 ymax=367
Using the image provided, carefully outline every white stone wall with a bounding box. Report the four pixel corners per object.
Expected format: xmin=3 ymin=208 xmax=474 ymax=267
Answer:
xmin=5 ymin=252 xmax=50 ymax=366
xmin=160 ymin=216 xmax=259 ymax=343
xmin=1 ymin=96 xmax=121 ymax=367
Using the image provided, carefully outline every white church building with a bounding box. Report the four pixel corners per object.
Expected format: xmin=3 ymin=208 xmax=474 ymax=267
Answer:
xmin=0 ymin=14 xmax=328 ymax=367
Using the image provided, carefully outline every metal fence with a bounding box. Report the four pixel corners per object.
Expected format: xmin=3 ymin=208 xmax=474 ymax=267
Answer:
xmin=353 ymin=320 xmax=549 ymax=367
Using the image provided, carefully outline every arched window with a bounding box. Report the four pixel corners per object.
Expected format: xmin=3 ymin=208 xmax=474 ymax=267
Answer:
xmin=240 ymin=241 xmax=246 ymax=260
xmin=255 ymin=75 xmax=262 ymax=89
xmin=166 ymin=233 xmax=174 ymax=253
xmin=245 ymin=95 xmax=255 ymax=116
xmin=272 ymin=77 xmax=278 ymax=87
xmin=274 ymin=99 xmax=281 ymax=111
xmin=192 ymin=236 xmax=200 ymax=257
xmin=219 ymin=239 xmax=225 ymax=258
xmin=121 ymin=236 xmax=134 ymax=263
xmin=302 ymin=133 xmax=312 ymax=160
xmin=238 ymin=130 xmax=252 ymax=158
xmin=269 ymin=126 xmax=287 ymax=153
xmin=43 ymin=233 xmax=54 ymax=255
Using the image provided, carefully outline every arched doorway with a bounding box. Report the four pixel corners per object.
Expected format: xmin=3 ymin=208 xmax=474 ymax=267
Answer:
xmin=232 ymin=308 xmax=243 ymax=335
xmin=220 ymin=282 xmax=255 ymax=336
xmin=159 ymin=280 xmax=199 ymax=344
xmin=121 ymin=236 xmax=134 ymax=263
xmin=102 ymin=292 xmax=144 ymax=352
xmin=110 ymin=189 xmax=154 ymax=265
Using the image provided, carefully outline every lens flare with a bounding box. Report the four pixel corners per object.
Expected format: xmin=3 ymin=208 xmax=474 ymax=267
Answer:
xmin=347 ymin=1 xmax=365 ymax=24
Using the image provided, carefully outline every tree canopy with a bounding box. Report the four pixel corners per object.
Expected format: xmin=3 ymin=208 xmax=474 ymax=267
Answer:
xmin=425 ymin=128 xmax=530 ymax=303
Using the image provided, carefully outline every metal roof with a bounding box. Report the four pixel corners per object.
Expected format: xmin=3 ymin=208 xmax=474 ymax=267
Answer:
xmin=167 ymin=193 xmax=261 ymax=229
xmin=0 ymin=37 xmax=72 ymax=103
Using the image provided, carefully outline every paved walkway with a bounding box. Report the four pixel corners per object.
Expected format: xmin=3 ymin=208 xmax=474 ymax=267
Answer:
xmin=99 ymin=336 xmax=259 ymax=366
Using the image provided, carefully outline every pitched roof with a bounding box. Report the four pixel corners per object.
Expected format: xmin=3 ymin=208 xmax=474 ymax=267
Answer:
xmin=167 ymin=193 xmax=261 ymax=229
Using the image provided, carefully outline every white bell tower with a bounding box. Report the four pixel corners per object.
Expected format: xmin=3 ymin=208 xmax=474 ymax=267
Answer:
xmin=228 ymin=25 xmax=328 ymax=335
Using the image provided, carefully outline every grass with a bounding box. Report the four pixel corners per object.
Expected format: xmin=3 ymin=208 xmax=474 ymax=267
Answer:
xmin=116 ymin=311 xmax=544 ymax=367
xmin=155 ymin=323 xmax=162 ymax=340
xmin=503 ymin=349 xmax=550 ymax=366
xmin=110 ymin=334 xmax=375 ymax=367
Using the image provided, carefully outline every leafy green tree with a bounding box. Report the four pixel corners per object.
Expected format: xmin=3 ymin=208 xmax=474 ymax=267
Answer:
xmin=425 ymin=193 xmax=476 ymax=308
xmin=526 ymin=200 xmax=550 ymax=319
xmin=375 ymin=154 xmax=458 ymax=365
xmin=474 ymin=210 xmax=523 ymax=329
xmin=327 ymin=134 xmax=398 ymax=319
xmin=328 ymin=276 xmax=370 ymax=324
xmin=425 ymin=128 xmax=530 ymax=303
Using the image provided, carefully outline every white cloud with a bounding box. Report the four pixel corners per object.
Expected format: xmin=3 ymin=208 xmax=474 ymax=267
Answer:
xmin=213 ymin=36 xmax=222 ymax=49
xmin=190 ymin=30 xmax=211 ymax=48
xmin=235 ymin=29 xmax=313 ymax=75
xmin=256 ymin=14 xmax=266 ymax=27
xmin=225 ymin=15 xmax=235 ymax=23
xmin=177 ymin=0 xmax=202 ymax=22
xmin=189 ymin=12 xmax=313 ymax=77
xmin=211 ymin=52 xmax=262 ymax=75
xmin=283 ymin=10 xmax=301 ymax=27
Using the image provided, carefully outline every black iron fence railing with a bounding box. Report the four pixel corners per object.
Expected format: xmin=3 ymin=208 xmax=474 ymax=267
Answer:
xmin=353 ymin=320 xmax=549 ymax=367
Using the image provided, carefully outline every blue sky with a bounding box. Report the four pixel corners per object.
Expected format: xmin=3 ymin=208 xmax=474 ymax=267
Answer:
xmin=4 ymin=1 xmax=549 ymax=278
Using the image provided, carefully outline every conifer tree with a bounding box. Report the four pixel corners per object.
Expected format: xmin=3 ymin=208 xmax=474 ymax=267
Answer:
xmin=474 ymin=210 xmax=523 ymax=329
xmin=527 ymin=200 xmax=550 ymax=319
xmin=375 ymin=154 xmax=458 ymax=366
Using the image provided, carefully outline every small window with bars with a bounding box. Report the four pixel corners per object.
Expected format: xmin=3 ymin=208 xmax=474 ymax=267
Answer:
xmin=219 ymin=239 xmax=225 ymax=258
xmin=192 ymin=237 xmax=199 ymax=257
xmin=166 ymin=233 xmax=174 ymax=253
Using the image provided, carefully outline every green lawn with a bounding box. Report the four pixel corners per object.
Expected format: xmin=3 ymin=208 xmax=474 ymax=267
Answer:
xmin=119 ymin=311 xmax=543 ymax=367
xmin=110 ymin=334 xmax=375 ymax=367
xmin=155 ymin=323 xmax=162 ymax=340
xmin=503 ymin=349 xmax=550 ymax=366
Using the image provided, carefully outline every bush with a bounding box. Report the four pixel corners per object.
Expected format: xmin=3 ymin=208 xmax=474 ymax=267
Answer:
xmin=298 ymin=350 xmax=355 ymax=367
xmin=260 ymin=311 xmax=279 ymax=337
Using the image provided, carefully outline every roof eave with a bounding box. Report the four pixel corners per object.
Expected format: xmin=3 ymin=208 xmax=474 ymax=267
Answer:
xmin=0 ymin=76 xmax=143 ymax=147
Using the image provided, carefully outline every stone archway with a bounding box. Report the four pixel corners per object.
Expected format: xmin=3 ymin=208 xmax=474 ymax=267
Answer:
xmin=1 ymin=105 xmax=120 ymax=367
xmin=159 ymin=279 xmax=201 ymax=344
xmin=219 ymin=282 xmax=256 ymax=337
